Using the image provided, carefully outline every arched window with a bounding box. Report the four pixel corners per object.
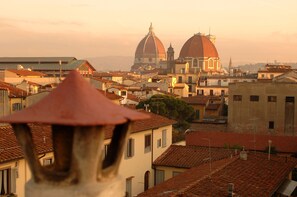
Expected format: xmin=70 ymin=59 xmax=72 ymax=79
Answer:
xmin=144 ymin=171 xmax=150 ymax=191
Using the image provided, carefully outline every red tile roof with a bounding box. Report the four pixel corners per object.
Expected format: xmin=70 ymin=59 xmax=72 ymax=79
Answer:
xmin=186 ymin=131 xmax=297 ymax=153
xmin=153 ymin=145 xmax=234 ymax=168
xmin=97 ymin=89 xmax=123 ymax=100
xmin=182 ymin=95 xmax=209 ymax=105
xmin=0 ymin=80 xmax=28 ymax=97
xmin=139 ymin=153 xmax=297 ymax=197
xmin=0 ymin=124 xmax=52 ymax=163
xmin=104 ymin=111 xmax=176 ymax=139
xmin=127 ymin=93 xmax=139 ymax=102
xmin=138 ymin=158 xmax=234 ymax=197
xmin=91 ymin=77 xmax=115 ymax=84
xmin=7 ymin=69 xmax=46 ymax=77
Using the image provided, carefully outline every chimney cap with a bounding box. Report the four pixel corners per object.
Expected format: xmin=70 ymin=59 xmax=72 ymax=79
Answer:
xmin=0 ymin=71 xmax=149 ymax=126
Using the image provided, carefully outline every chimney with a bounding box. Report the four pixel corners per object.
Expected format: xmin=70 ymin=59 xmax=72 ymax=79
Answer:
xmin=0 ymin=71 xmax=149 ymax=197
xmin=239 ymin=147 xmax=248 ymax=160
xmin=228 ymin=183 xmax=234 ymax=197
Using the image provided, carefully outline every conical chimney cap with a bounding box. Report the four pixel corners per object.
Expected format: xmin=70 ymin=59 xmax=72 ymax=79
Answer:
xmin=0 ymin=71 xmax=149 ymax=126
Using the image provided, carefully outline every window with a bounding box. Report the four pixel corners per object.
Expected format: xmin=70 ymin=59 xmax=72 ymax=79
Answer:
xmin=155 ymin=170 xmax=165 ymax=185
xmin=0 ymin=168 xmax=16 ymax=195
xmin=126 ymin=178 xmax=132 ymax=197
xmin=268 ymin=96 xmax=277 ymax=102
xmin=188 ymin=76 xmax=193 ymax=83
xmin=270 ymin=74 xmax=274 ymax=79
xmin=221 ymin=90 xmax=225 ymax=96
xmin=195 ymin=110 xmax=200 ymax=119
xmin=197 ymin=89 xmax=204 ymax=95
xmin=162 ymin=130 xmax=167 ymax=147
xmin=43 ymin=157 xmax=54 ymax=166
xmin=250 ymin=95 xmax=259 ymax=102
xmin=261 ymin=74 xmax=265 ymax=78
xmin=286 ymin=97 xmax=295 ymax=103
xmin=178 ymin=76 xmax=182 ymax=83
xmin=126 ymin=138 xmax=134 ymax=158
xmin=210 ymin=89 xmax=214 ymax=96
xmin=233 ymin=95 xmax=242 ymax=101
xmin=157 ymin=139 xmax=161 ymax=148
xmin=12 ymin=103 xmax=22 ymax=111
xmin=149 ymin=58 xmax=152 ymax=62
xmin=144 ymin=134 xmax=151 ymax=153
xmin=269 ymin=121 xmax=274 ymax=129
xmin=121 ymin=91 xmax=127 ymax=96
xmin=172 ymin=171 xmax=181 ymax=177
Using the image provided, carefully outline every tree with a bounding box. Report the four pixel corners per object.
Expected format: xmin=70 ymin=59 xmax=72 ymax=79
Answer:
xmin=137 ymin=94 xmax=194 ymax=130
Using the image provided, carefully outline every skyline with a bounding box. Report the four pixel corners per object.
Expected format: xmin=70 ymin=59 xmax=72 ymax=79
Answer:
xmin=1 ymin=0 xmax=297 ymax=67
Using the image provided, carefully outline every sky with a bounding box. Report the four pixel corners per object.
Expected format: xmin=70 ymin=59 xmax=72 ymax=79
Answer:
xmin=1 ymin=0 xmax=297 ymax=67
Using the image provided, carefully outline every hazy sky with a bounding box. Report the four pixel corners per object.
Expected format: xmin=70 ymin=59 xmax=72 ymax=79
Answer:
xmin=1 ymin=0 xmax=297 ymax=66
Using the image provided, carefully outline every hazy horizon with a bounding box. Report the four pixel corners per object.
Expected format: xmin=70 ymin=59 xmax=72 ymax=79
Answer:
xmin=1 ymin=1 xmax=297 ymax=68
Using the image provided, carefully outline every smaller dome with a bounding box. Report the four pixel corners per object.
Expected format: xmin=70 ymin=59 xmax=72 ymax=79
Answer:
xmin=179 ymin=33 xmax=219 ymax=58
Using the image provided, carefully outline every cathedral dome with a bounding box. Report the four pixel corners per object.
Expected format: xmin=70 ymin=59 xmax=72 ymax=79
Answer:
xmin=179 ymin=33 xmax=219 ymax=58
xmin=134 ymin=24 xmax=166 ymax=60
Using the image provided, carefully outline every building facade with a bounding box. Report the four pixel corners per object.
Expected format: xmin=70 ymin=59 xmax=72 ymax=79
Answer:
xmin=228 ymin=79 xmax=297 ymax=135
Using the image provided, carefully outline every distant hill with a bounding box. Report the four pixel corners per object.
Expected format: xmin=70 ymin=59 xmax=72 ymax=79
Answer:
xmin=85 ymin=56 xmax=134 ymax=71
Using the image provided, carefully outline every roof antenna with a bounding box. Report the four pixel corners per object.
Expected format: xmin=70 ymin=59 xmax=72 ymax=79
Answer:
xmin=268 ymin=140 xmax=272 ymax=160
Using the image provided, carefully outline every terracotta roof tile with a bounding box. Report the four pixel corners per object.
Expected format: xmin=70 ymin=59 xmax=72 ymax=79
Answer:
xmin=185 ymin=153 xmax=297 ymax=196
xmin=153 ymin=145 xmax=234 ymax=168
xmin=97 ymin=89 xmax=123 ymax=100
xmin=0 ymin=124 xmax=52 ymax=163
xmin=138 ymin=157 xmax=234 ymax=197
xmin=182 ymin=95 xmax=209 ymax=105
xmin=7 ymin=69 xmax=46 ymax=77
xmin=179 ymin=34 xmax=219 ymax=58
xmin=104 ymin=111 xmax=176 ymax=140
xmin=139 ymin=153 xmax=297 ymax=197
xmin=186 ymin=131 xmax=297 ymax=153
xmin=0 ymin=80 xmax=28 ymax=97
xmin=126 ymin=93 xmax=139 ymax=102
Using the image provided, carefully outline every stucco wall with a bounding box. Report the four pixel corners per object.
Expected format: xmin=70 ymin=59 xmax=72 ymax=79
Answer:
xmin=228 ymin=82 xmax=297 ymax=135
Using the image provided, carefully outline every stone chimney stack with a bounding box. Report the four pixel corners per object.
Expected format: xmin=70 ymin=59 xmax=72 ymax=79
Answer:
xmin=0 ymin=71 xmax=149 ymax=197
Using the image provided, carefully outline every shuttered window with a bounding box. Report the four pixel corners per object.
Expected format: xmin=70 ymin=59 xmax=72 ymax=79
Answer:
xmin=162 ymin=130 xmax=167 ymax=147
xmin=126 ymin=138 xmax=134 ymax=158
xmin=0 ymin=168 xmax=16 ymax=195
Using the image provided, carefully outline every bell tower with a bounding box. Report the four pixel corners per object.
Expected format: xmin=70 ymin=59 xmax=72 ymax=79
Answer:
xmin=167 ymin=43 xmax=175 ymax=73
